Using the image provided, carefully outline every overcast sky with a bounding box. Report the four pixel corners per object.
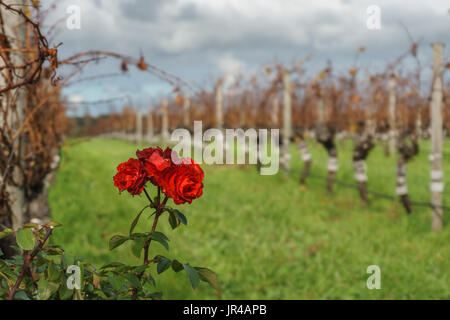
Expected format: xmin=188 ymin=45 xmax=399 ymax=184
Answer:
xmin=41 ymin=0 xmax=449 ymax=116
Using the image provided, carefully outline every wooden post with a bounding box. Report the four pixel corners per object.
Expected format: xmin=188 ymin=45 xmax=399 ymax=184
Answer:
xmin=127 ymin=111 xmax=134 ymax=141
xmin=183 ymin=92 xmax=190 ymax=129
xmin=136 ymin=109 xmax=142 ymax=144
xmin=318 ymin=87 xmax=325 ymax=124
xmin=120 ymin=112 xmax=127 ymax=140
xmin=215 ymin=79 xmax=223 ymax=130
xmin=430 ymin=42 xmax=444 ymax=232
xmin=161 ymin=99 xmax=169 ymax=142
xmin=388 ymin=74 xmax=396 ymax=156
xmin=147 ymin=106 xmax=153 ymax=143
xmin=282 ymin=68 xmax=292 ymax=175
xmin=416 ymin=100 xmax=422 ymax=139
xmin=271 ymin=97 xmax=279 ymax=126
xmin=367 ymin=98 xmax=376 ymax=137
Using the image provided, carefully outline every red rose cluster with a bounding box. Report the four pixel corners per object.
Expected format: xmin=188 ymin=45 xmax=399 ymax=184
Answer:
xmin=113 ymin=147 xmax=204 ymax=204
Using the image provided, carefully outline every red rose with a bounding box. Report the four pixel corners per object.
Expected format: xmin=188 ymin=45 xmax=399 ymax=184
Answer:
xmin=160 ymin=160 xmax=204 ymax=205
xmin=113 ymin=158 xmax=146 ymax=195
xmin=137 ymin=147 xmax=175 ymax=185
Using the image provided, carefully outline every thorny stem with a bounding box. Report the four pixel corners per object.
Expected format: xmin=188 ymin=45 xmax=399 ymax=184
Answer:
xmin=143 ymin=189 xmax=168 ymax=265
xmin=143 ymin=188 xmax=154 ymax=207
xmin=132 ymin=188 xmax=168 ymax=299
xmin=7 ymin=227 xmax=53 ymax=300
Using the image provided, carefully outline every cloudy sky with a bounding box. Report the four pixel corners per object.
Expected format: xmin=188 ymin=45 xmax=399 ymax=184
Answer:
xmin=41 ymin=0 xmax=449 ymax=116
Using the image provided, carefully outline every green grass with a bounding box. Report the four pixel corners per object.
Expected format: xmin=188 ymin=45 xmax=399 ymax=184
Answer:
xmin=48 ymin=137 xmax=450 ymax=299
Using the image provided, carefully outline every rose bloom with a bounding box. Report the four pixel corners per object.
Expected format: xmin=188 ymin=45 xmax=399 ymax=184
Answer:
xmin=161 ymin=159 xmax=204 ymax=205
xmin=113 ymin=158 xmax=146 ymax=195
xmin=136 ymin=147 xmax=175 ymax=185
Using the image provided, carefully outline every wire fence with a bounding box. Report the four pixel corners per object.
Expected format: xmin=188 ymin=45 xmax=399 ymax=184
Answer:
xmin=305 ymin=172 xmax=450 ymax=217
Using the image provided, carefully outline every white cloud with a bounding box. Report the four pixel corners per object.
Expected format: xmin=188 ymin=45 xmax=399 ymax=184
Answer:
xmin=216 ymin=53 xmax=246 ymax=88
xmin=216 ymin=53 xmax=245 ymax=76
xmin=41 ymin=0 xmax=449 ymax=101
xmin=68 ymin=94 xmax=83 ymax=104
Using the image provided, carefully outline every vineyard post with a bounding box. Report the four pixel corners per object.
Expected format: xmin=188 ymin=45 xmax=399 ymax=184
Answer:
xmin=282 ymin=68 xmax=292 ymax=175
xmin=215 ymin=78 xmax=223 ymax=131
xmin=136 ymin=109 xmax=143 ymax=144
xmin=318 ymin=87 xmax=325 ymax=124
xmin=122 ymin=111 xmax=128 ymax=140
xmin=430 ymin=42 xmax=444 ymax=232
xmin=367 ymin=97 xmax=376 ymax=137
xmin=183 ymin=92 xmax=190 ymax=129
xmin=147 ymin=106 xmax=153 ymax=143
xmin=388 ymin=74 xmax=397 ymax=156
xmin=417 ymin=106 xmax=422 ymax=139
xmin=128 ymin=111 xmax=134 ymax=141
xmin=161 ymin=99 xmax=169 ymax=143
xmin=272 ymin=97 xmax=279 ymax=126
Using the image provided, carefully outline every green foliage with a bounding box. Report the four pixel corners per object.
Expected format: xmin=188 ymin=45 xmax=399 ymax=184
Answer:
xmin=0 ymin=221 xmax=218 ymax=300
xmin=16 ymin=228 xmax=35 ymax=251
xmin=0 ymin=228 xmax=13 ymax=240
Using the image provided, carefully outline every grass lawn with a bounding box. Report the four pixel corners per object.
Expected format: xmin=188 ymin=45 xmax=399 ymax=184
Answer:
xmin=48 ymin=137 xmax=450 ymax=299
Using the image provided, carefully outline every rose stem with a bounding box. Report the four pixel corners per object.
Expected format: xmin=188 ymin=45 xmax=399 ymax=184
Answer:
xmin=143 ymin=188 xmax=154 ymax=207
xmin=142 ymin=193 xmax=169 ymax=265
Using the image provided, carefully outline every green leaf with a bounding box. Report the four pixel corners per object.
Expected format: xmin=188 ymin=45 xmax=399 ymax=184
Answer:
xmin=151 ymin=231 xmax=169 ymax=242
xmin=38 ymin=277 xmax=60 ymax=300
xmin=0 ymin=228 xmax=13 ymax=240
xmin=47 ymin=221 xmax=63 ymax=228
xmin=16 ymin=228 xmax=35 ymax=251
xmin=171 ymin=260 xmax=184 ymax=273
xmin=109 ymin=235 xmax=129 ymax=250
xmin=23 ymin=222 xmax=39 ymax=229
xmin=108 ymin=275 xmax=125 ymax=291
xmin=157 ymin=256 xmax=171 ymax=274
xmin=195 ymin=267 xmax=220 ymax=295
xmin=124 ymin=273 xmax=142 ymax=290
xmin=133 ymin=265 xmax=150 ymax=273
xmin=14 ymin=290 xmax=30 ymax=300
xmin=59 ymin=276 xmax=74 ymax=300
xmin=129 ymin=206 xmax=150 ymax=235
xmin=149 ymin=232 xmax=169 ymax=251
xmin=183 ymin=263 xmax=200 ymax=289
xmin=144 ymin=273 xmax=156 ymax=287
xmin=173 ymin=210 xmax=187 ymax=225
xmin=148 ymin=292 xmax=163 ymax=300
xmin=131 ymin=237 xmax=146 ymax=258
xmin=100 ymin=262 xmax=125 ymax=269
xmin=47 ymin=261 xmax=61 ymax=282
xmin=168 ymin=211 xmax=179 ymax=229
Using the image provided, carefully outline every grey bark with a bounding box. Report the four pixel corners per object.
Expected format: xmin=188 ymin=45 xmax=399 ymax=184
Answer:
xmin=281 ymin=69 xmax=292 ymax=175
xmin=430 ymin=42 xmax=444 ymax=232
